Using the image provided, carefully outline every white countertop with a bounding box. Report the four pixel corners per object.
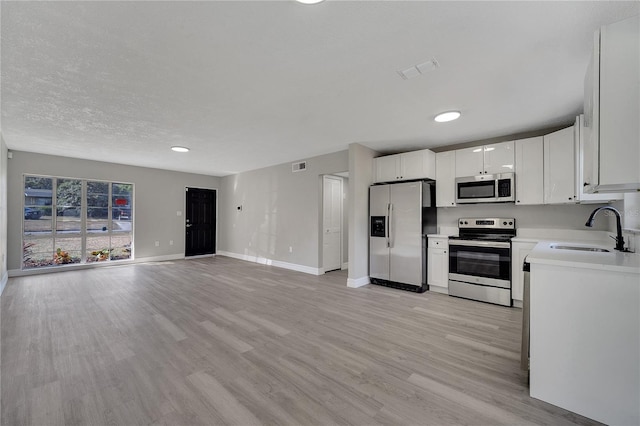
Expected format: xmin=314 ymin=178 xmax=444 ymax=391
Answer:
xmin=528 ymin=241 xmax=640 ymax=274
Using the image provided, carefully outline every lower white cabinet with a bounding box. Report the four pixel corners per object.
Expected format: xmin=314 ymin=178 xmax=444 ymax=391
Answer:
xmin=427 ymin=237 xmax=449 ymax=293
xmin=511 ymin=241 xmax=537 ymax=304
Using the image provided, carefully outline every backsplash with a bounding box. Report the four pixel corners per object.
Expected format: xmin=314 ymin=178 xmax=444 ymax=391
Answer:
xmin=437 ymin=203 xmax=613 ymax=231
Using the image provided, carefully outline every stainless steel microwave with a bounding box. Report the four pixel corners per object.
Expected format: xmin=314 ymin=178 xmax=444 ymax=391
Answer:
xmin=455 ymin=173 xmax=515 ymax=204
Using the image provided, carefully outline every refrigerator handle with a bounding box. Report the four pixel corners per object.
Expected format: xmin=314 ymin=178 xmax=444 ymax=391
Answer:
xmin=387 ymin=203 xmax=393 ymax=248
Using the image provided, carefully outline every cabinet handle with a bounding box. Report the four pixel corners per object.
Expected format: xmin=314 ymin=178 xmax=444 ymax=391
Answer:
xmin=444 ymin=251 xmax=447 ymax=254
xmin=584 ymin=182 xmax=589 ymax=187
xmin=568 ymin=197 xmax=573 ymax=200
xmin=517 ymin=200 xmax=520 ymax=203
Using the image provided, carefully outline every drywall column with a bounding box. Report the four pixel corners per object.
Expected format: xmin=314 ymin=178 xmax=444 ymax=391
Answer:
xmin=347 ymin=143 xmax=378 ymax=287
xmin=0 ymin=135 xmax=7 ymax=293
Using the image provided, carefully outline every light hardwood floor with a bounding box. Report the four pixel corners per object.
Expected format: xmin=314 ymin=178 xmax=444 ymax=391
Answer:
xmin=2 ymin=256 xmax=599 ymax=425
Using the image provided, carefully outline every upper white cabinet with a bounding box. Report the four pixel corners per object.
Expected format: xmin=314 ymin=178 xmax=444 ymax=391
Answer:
xmin=584 ymin=15 xmax=640 ymax=193
xmin=514 ymin=136 xmax=544 ymax=205
xmin=544 ymin=126 xmax=576 ymax=204
xmin=373 ymin=149 xmax=435 ymax=183
xmin=435 ymin=151 xmax=456 ymax=207
xmin=455 ymin=141 xmax=514 ymax=177
xmin=575 ymin=115 xmax=622 ymax=203
xmin=454 ymin=147 xmax=484 ymax=177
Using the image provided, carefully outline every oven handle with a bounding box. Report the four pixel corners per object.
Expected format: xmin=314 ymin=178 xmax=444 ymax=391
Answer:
xmin=449 ymin=239 xmax=511 ymax=249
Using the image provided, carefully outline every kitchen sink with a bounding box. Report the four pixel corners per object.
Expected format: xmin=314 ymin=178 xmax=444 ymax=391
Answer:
xmin=549 ymin=244 xmax=610 ymax=252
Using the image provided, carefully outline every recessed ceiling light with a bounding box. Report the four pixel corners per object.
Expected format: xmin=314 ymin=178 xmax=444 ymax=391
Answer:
xmin=296 ymin=0 xmax=325 ymax=4
xmin=434 ymin=111 xmax=461 ymax=123
xmin=171 ymin=146 xmax=190 ymax=153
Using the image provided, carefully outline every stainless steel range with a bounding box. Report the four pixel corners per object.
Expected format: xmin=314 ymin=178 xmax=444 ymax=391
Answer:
xmin=448 ymin=218 xmax=515 ymax=306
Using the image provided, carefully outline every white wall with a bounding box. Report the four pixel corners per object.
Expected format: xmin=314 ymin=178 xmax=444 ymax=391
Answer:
xmin=347 ymin=143 xmax=379 ymax=287
xmin=7 ymin=151 xmax=220 ymax=272
xmin=0 ymin=136 xmax=8 ymax=291
xmin=218 ymin=150 xmax=348 ymax=273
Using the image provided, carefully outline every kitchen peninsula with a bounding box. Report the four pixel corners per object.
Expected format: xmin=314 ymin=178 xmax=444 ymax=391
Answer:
xmin=527 ymin=242 xmax=640 ymax=425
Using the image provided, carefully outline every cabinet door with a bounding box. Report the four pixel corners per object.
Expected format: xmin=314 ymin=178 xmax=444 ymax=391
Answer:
xmin=515 ymin=137 xmax=543 ymax=205
xmin=400 ymin=151 xmax=425 ymax=181
xmin=511 ymin=242 xmax=537 ymax=302
xmin=484 ymin=141 xmax=515 ymax=175
xmin=374 ymin=155 xmax=400 ymax=183
xmin=436 ymin=151 xmax=456 ymax=207
xmin=575 ymin=115 xmax=622 ymax=203
xmin=544 ymin=126 xmax=576 ymax=204
xmin=455 ymin=147 xmax=484 ymax=177
xmin=427 ymin=247 xmax=448 ymax=288
xmin=599 ymin=16 xmax=640 ymax=189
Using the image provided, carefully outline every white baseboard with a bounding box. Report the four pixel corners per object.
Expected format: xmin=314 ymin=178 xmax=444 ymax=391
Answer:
xmin=8 ymin=253 xmax=186 ymax=277
xmin=347 ymin=276 xmax=370 ymax=288
xmin=341 ymin=262 xmax=348 ymax=270
xmin=218 ymin=251 xmax=322 ymax=276
xmin=428 ymin=285 xmax=449 ymax=295
xmin=0 ymin=271 xmax=8 ymax=296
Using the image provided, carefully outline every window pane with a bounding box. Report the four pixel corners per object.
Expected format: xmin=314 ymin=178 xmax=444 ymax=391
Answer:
xmin=23 ymin=237 xmax=54 ymax=269
xmin=112 ymin=183 xmax=132 ymax=232
xmin=24 ymin=177 xmax=53 ymax=234
xmin=53 ymin=238 xmax=82 ymax=266
xmin=87 ymin=181 xmax=109 ymax=233
xmin=56 ymin=179 xmax=82 ymax=233
xmin=111 ymin=234 xmax=132 ymax=261
xmin=86 ymin=236 xmax=111 ymax=263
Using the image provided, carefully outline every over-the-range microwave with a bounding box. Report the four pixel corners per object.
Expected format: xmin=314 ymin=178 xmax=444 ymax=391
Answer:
xmin=455 ymin=173 xmax=515 ymax=204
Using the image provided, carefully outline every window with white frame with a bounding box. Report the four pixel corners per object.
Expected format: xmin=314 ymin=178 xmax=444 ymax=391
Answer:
xmin=23 ymin=175 xmax=133 ymax=269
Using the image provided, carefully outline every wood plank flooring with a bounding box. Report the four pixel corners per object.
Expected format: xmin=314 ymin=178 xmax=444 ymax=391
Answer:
xmin=2 ymin=256 xmax=600 ymax=425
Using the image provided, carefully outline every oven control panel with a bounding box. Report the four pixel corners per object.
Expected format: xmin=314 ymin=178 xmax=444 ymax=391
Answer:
xmin=458 ymin=218 xmax=515 ymax=229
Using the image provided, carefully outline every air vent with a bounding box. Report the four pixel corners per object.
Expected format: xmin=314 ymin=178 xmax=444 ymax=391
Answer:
xmin=292 ymin=161 xmax=307 ymax=172
xmin=398 ymin=58 xmax=439 ymax=80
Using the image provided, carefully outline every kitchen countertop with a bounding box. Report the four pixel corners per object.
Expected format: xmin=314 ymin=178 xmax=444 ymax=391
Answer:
xmin=527 ymin=241 xmax=640 ymax=274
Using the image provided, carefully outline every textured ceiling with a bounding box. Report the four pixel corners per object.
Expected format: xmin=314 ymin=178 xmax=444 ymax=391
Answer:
xmin=1 ymin=1 xmax=638 ymax=176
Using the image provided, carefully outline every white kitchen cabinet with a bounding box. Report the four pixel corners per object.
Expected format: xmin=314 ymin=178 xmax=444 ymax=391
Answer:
xmin=514 ymin=136 xmax=544 ymax=205
xmin=374 ymin=155 xmax=400 ymax=183
xmin=543 ymin=126 xmax=576 ymax=204
xmin=511 ymin=241 xmax=537 ymax=305
xmin=483 ymin=141 xmax=515 ymax=175
xmin=455 ymin=141 xmax=514 ymax=177
xmin=454 ymin=146 xmax=484 ymax=177
xmin=574 ymin=115 xmax=622 ymax=203
xmin=427 ymin=236 xmax=449 ymax=293
xmin=373 ymin=149 xmax=435 ymax=183
xmin=584 ymin=15 xmax=640 ymax=193
xmin=435 ymin=151 xmax=456 ymax=207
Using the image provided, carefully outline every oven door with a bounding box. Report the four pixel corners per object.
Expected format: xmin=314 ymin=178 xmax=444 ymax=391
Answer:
xmin=448 ymin=240 xmax=511 ymax=288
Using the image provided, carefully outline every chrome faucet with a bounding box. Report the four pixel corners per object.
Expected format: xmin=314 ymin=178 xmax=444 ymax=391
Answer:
xmin=585 ymin=206 xmax=626 ymax=252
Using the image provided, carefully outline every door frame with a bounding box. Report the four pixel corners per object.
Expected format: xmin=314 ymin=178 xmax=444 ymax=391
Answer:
xmin=321 ymin=174 xmax=346 ymax=273
xmin=184 ymin=186 xmax=218 ymax=258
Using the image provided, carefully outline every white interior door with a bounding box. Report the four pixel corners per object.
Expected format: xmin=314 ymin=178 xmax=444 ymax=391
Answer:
xmin=322 ymin=175 xmax=342 ymax=272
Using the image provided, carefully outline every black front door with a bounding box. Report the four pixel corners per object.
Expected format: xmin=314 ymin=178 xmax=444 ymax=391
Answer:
xmin=185 ymin=187 xmax=216 ymax=257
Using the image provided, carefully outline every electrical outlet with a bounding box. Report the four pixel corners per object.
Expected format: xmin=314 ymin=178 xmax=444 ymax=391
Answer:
xmin=169 ymin=240 xmax=174 ymax=246
xmin=177 ymin=211 xmax=182 ymax=216
xmin=289 ymin=246 xmax=293 ymax=253
xmin=155 ymin=241 xmax=160 ymax=247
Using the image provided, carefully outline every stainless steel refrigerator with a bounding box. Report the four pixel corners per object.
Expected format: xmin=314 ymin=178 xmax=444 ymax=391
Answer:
xmin=369 ymin=180 xmax=437 ymax=293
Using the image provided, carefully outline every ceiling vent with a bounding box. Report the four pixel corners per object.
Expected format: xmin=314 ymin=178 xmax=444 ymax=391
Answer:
xmin=292 ymin=161 xmax=307 ymax=172
xmin=398 ymin=58 xmax=439 ymax=80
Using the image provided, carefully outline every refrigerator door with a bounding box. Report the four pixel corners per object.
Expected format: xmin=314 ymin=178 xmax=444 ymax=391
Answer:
xmin=389 ymin=182 xmax=423 ymax=287
xmin=369 ymin=185 xmax=390 ymax=281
